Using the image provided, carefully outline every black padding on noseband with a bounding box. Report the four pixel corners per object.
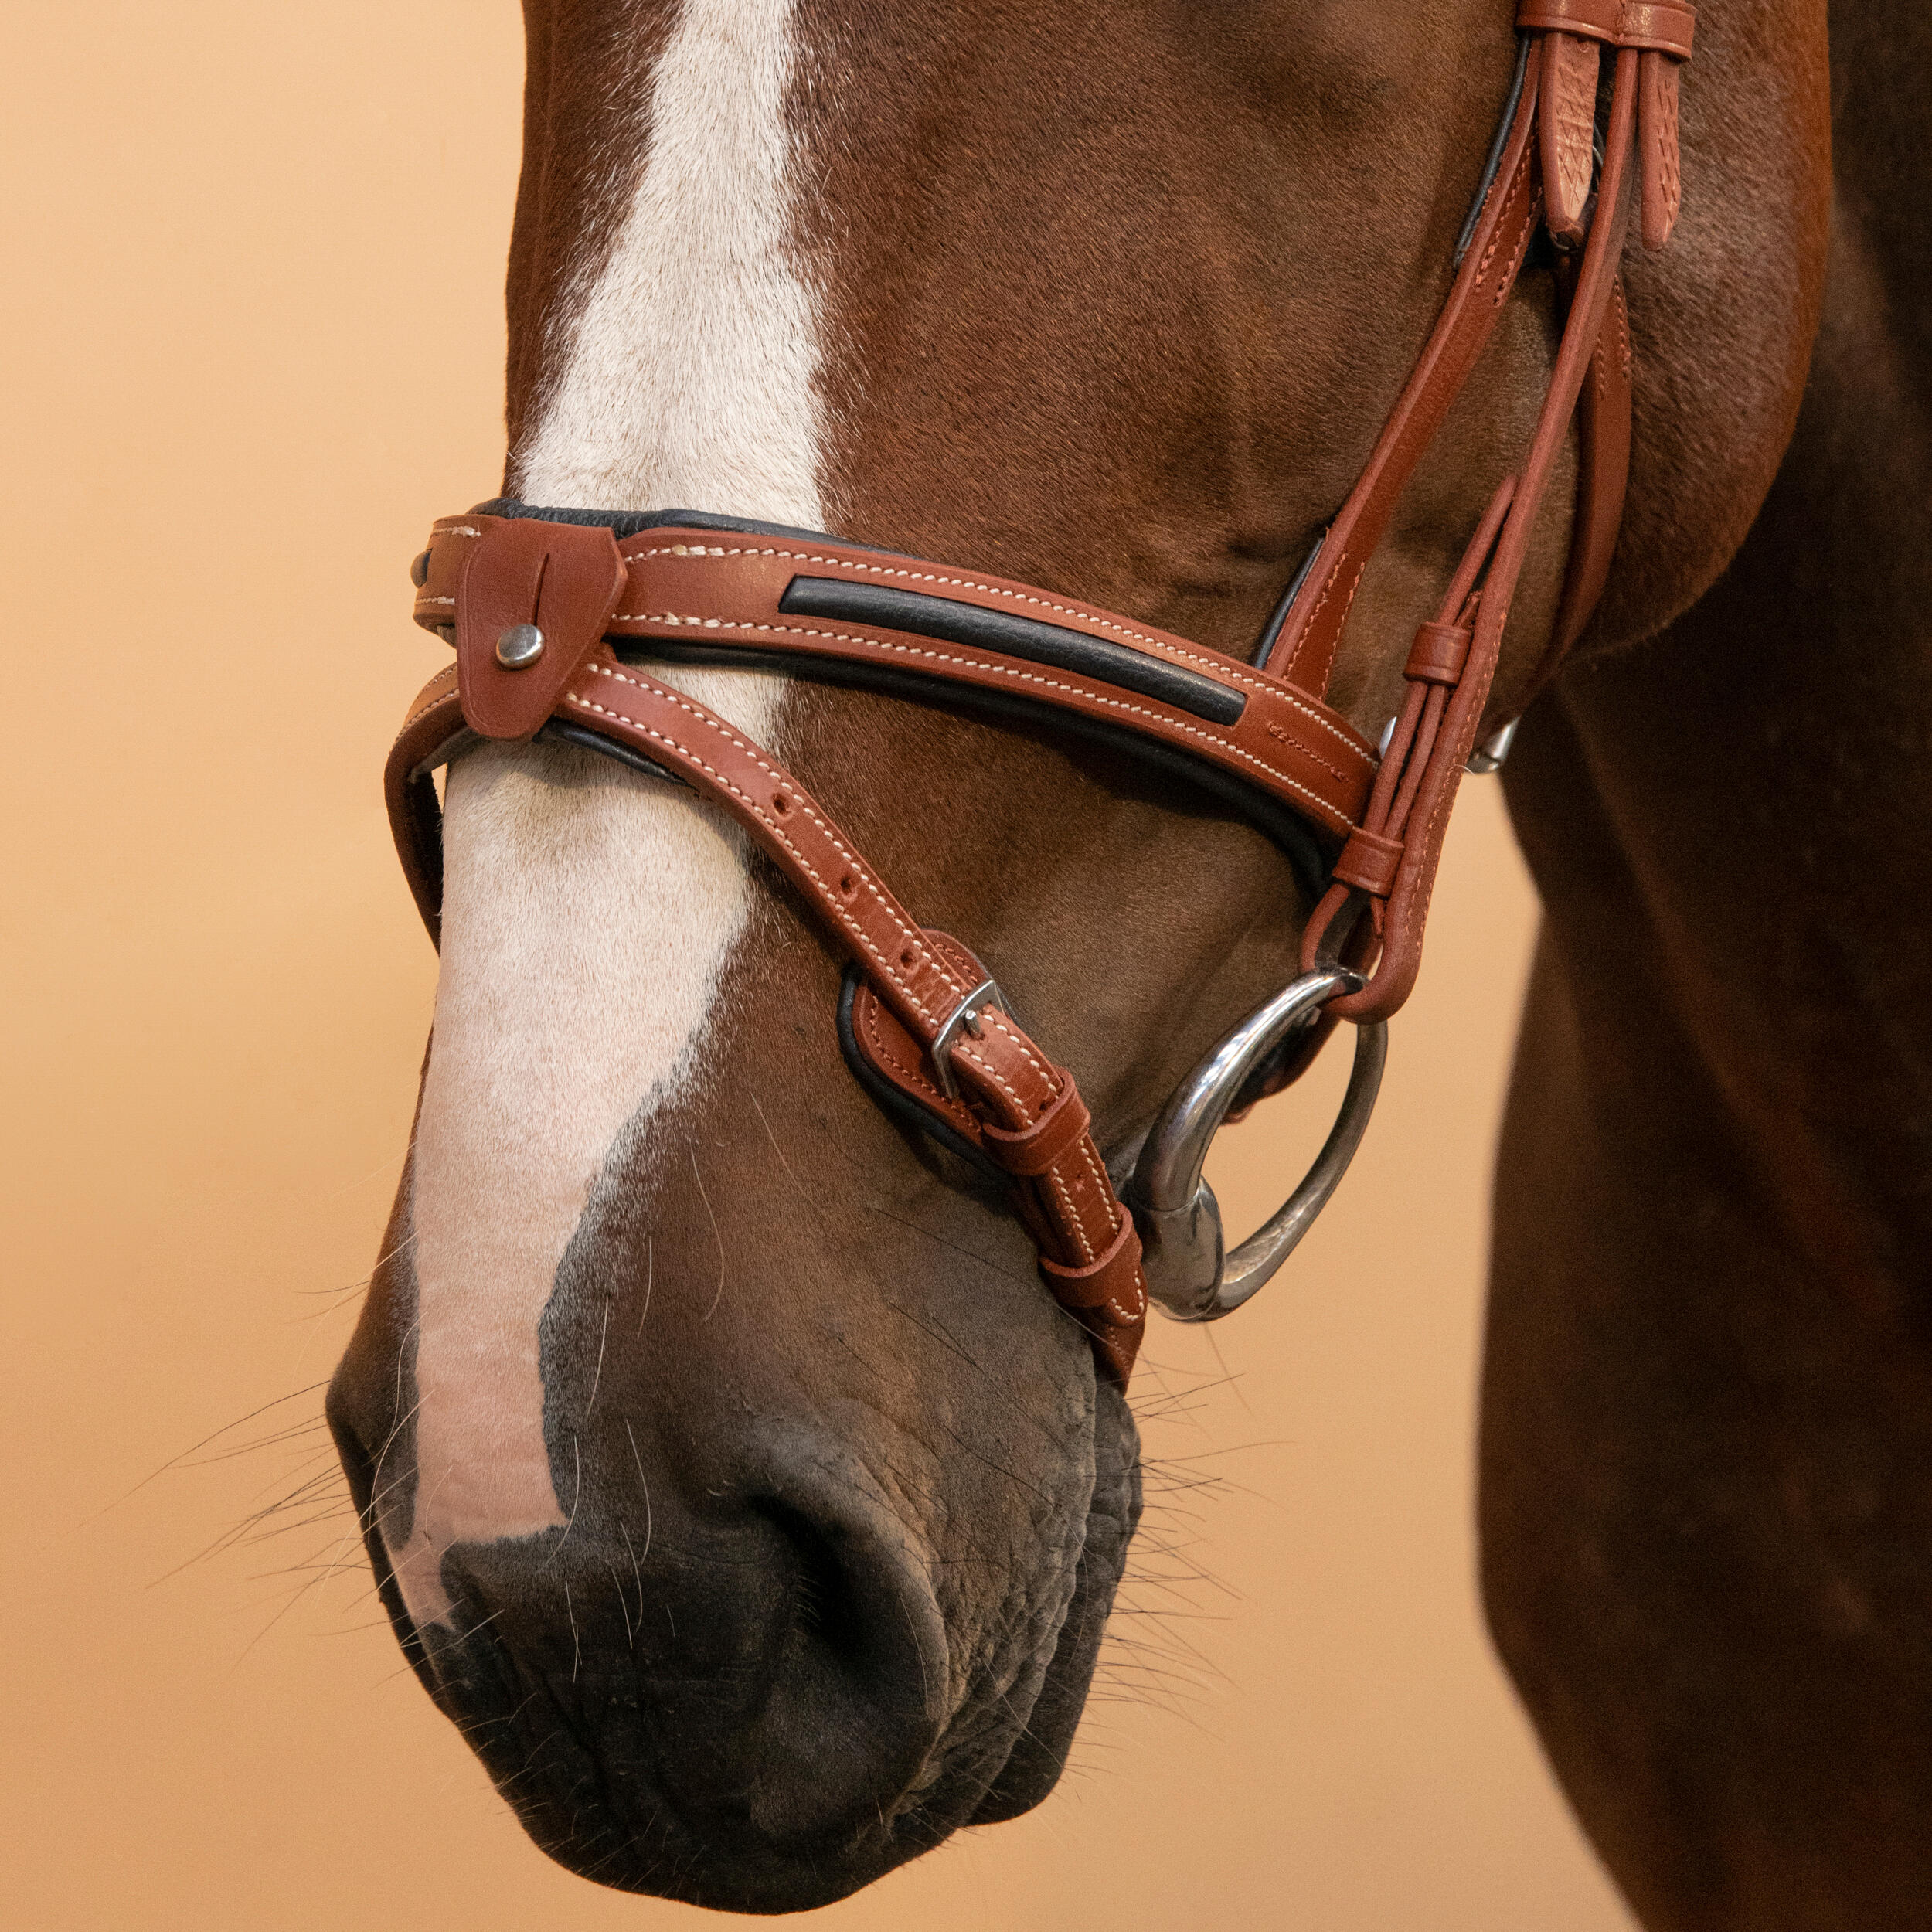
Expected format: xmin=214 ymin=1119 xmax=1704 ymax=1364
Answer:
xmin=776 ymin=577 xmax=1248 ymax=727
xmin=473 ymin=499 xmax=895 ymax=550
xmin=539 ymin=719 xmax=685 ymax=788
xmin=617 ymin=638 xmax=1333 ymax=903
xmin=480 ymin=499 xmax=1335 ymax=900
xmin=835 ymin=967 xmax=1005 ymax=1184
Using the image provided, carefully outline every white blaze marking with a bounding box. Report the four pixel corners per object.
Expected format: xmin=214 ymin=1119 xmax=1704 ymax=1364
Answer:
xmin=390 ymin=0 xmax=827 ymax=1630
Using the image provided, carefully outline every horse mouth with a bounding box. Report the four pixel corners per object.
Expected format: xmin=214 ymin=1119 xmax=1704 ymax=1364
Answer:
xmin=328 ymin=1379 xmax=1141 ymax=1913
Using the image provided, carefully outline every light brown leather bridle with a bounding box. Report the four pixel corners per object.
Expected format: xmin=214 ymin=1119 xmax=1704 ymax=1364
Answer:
xmin=386 ymin=2 xmax=1695 ymax=1388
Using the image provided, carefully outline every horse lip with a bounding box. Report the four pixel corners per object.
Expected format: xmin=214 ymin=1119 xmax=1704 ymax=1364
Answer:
xmin=325 ymin=1376 xmax=1139 ymax=1908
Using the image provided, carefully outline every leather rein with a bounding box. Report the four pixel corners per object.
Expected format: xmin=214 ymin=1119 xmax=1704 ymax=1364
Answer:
xmin=386 ymin=4 xmax=1696 ymax=1388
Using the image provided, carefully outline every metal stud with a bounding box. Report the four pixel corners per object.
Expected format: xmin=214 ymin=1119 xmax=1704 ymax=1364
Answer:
xmin=495 ymin=623 xmax=545 ymax=671
xmin=1464 ymin=717 xmax=1519 ymax=774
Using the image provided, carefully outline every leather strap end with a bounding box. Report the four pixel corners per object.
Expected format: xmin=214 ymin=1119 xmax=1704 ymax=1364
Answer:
xmin=1638 ymin=49 xmax=1683 ymax=250
xmin=1540 ymin=31 xmax=1603 ymax=245
xmin=1039 ymin=1211 xmax=1146 ymax=1387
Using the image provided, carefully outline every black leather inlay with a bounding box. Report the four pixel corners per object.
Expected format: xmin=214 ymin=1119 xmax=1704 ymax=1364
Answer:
xmin=613 ymin=641 xmax=1332 ymax=900
xmin=485 ymin=500 xmax=1328 ymax=888
xmin=777 ymin=577 xmax=1247 ymax=727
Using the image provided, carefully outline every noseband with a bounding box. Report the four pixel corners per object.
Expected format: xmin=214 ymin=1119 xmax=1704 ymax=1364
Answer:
xmin=386 ymin=5 xmax=1695 ymax=1386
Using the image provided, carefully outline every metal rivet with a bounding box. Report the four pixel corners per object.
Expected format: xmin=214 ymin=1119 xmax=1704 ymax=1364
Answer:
xmin=496 ymin=624 xmax=545 ymax=670
xmin=1465 ymin=717 xmax=1520 ymax=775
xmin=409 ymin=549 xmax=431 ymax=588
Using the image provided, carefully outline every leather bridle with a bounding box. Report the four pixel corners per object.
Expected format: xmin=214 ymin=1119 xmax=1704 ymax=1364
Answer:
xmin=386 ymin=3 xmax=1696 ymax=1387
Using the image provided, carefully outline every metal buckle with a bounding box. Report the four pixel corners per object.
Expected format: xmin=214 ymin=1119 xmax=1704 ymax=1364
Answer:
xmin=930 ymin=978 xmax=1011 ymax=1102
xmin=1123 ymin=966 xmax=1388 ymax=1322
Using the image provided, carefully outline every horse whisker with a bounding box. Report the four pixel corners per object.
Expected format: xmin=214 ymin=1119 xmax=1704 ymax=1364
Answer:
xmin=691 ymin=1149 xmax=726 ymax=1321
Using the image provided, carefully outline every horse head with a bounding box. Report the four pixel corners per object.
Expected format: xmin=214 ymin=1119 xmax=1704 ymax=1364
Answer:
xmin=327 ymin=0 xmax=1825 ymax=1910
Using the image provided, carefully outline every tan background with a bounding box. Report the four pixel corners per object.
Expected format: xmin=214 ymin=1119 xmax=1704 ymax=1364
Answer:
xmin=2 ymin=7 xmax=1636 ymax=1928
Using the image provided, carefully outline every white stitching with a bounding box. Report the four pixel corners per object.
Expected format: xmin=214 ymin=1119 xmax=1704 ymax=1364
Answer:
xmin=974 ymin=1012 xmax=1055 ymax=1088
xmin=607 ymin=618 xmax=1356 ymax=832
xmin=860 ymin=989 xmax=975 ymax=1123
xmin=566 ymin=664 xmax=967 ymax=1024
xmin=1073 ymin=1136 xmax=1117 ymax=1230
xmin=617 ymin=543 xmax=1371 ymax=758
xmin=399 ymin=679 xmax=460 ymax=733
xmin=1048 ymin=1168 xmax=1097 ymax=1264
xmin=557 ymin=659 xmax=1141 ymax=1301
xmin=950 ymin=1041 xmax=1029 ymax=1113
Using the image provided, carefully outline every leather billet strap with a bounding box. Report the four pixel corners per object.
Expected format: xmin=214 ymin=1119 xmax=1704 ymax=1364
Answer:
xmin=386 ymin=654 xmax=1150 ymax=1386
xmin=411 ymin=517 xmax=1379 ymax=845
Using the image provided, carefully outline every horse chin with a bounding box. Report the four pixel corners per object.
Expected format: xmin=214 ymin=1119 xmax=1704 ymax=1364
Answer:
xmin=329 ymin=1372 xmax=1141 ymax=1913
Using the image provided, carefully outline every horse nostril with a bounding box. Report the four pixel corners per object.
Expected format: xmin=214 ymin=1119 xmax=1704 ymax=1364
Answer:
xmin=764 ymin=1502 xmax=861 ymax=1655
xmin=716 ymin=1470 xmax=950 ymax=1845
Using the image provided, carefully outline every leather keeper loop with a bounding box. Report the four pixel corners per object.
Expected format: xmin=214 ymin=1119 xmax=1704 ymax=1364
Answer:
xmin=1039 ymin=1211 xmax=1145 ymax=1324
xmin=1517 ymin=0 xmax=1695 ymax=58
xmin=981 ymin=1077 xmax=1094 ymax=1177
xmin=1406 ymin=619 xmax=1474 ymax=685
xmin=1332 ymin=826 xmax=1405 ymax=899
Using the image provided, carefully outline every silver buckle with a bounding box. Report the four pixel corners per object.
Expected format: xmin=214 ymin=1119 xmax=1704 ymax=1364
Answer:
xmin=930 ymin=978 xmax=1010 ymax=1101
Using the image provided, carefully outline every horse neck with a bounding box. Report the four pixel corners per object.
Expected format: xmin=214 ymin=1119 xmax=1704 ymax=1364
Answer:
xmin=1502 ymin=0 xmax=1930 ymax=1308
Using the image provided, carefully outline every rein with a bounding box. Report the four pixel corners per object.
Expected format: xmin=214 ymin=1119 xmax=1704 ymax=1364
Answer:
xmin=386 ymin=4 xmax=1695 ymax=1386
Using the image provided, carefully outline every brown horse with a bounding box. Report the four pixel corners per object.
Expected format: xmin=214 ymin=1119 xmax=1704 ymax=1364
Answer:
xmin=326 ymin=0 xmax=1840 ymax=1915
xmin=1483 ymin=5 xmax=1932 ymax=1926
